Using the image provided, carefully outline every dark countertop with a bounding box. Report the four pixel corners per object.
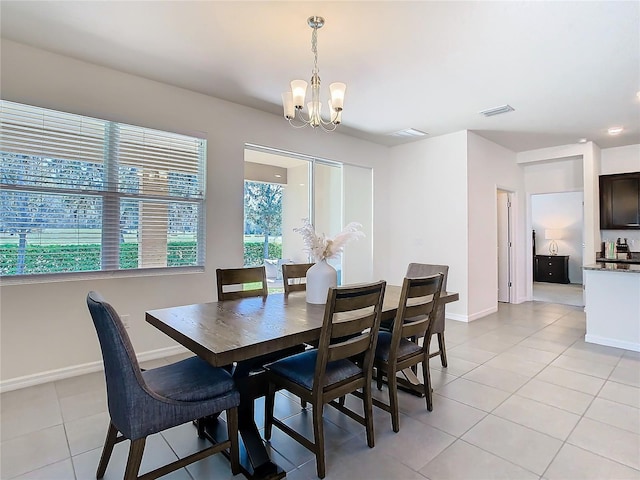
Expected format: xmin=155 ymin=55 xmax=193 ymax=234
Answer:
xmin=595 ymin=258 xmax=640 ymax=265
xmin=584 ymin=263 xmax=640 ymax=273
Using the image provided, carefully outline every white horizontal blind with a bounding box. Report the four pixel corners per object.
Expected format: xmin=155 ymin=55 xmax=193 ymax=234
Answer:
xmin=0 ymin=100 xmax=205 ymax=277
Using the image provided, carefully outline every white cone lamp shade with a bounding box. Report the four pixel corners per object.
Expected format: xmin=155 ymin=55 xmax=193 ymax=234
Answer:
xmin=328 ymin=100 xmax=342 ymax=124
xmin=329 ymin=82 xmax=346 ymax=110
xmin=291 ymin=80 xmax=308 ymax=109
xmin=282 ymin=92 xmax=295 ymax=119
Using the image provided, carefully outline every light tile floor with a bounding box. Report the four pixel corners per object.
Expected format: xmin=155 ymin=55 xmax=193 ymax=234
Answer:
xmin=532 ymin=282 xmax=584 ymax=307
xmin=2 ymin=301 xmax=639 ymax=479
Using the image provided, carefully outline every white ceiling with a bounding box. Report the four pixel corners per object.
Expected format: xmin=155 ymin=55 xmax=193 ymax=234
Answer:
xmin=1 ymin=1 xmax=639 ymax=152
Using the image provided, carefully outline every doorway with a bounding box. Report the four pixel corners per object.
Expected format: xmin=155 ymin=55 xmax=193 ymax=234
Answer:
xmin=531 ymin=191 xmax=585 ymax=307
xmin=497 ymin=189 xmax=514 ymax=303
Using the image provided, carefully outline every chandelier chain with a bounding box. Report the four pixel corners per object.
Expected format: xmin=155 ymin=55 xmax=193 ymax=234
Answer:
xmin=312 ymin=27 xmax=319 ymax=76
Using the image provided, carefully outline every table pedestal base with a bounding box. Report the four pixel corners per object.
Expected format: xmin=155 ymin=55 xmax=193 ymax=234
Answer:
xmin=395 ymin=368 xmax=427 ymax=398
xmin=199 ymin=417 xmax=285 ymax=480
xmin=195 ymin=362 xmax=292 ymax=480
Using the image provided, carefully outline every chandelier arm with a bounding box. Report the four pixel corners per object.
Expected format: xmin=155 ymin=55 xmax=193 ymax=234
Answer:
xmin=290 ymin=108 xmax=338 ymax=130
xmin=318 ymin=119 xmax=339 ymax=131
xmin=319 ymin=123 xmax=338 ymax=132
xmin=287 ymin=118 xmax=312 ymax=129
xmin=289 ymin=109 xmax=315 ymax=128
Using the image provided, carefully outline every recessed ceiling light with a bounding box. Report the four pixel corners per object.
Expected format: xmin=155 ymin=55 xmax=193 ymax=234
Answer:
xmin=608 ymin=126 xmax=624 ymax=135
xmin=578 ymin=138 xmax=588 ymax=143
xmin=274 ymin=174 xmax=282 ymax=178
xmin=389 ymin=128 xmax=428 ymax=138
xmin=479 ymin=104 xmax=515 ymax=117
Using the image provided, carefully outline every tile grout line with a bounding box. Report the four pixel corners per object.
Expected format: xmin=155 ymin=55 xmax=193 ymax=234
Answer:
xmin=539 ymin=348 xmax=636 ymax=479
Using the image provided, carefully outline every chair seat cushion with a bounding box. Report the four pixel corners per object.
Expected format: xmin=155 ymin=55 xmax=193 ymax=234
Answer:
xmin=375 ymin=331 xmax=422 ymax=363
xmin=265 ymin=350 xmax=362 ymax=390
xmin=143 ymin=356 xmax=236 ymax=402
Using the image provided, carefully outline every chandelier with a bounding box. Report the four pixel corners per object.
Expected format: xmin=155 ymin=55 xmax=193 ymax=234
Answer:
xmin=282 ymin=16 xmax=346 ymax=132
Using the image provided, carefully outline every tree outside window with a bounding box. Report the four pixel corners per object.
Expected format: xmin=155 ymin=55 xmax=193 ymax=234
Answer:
xmin=243 ymin=181 xmax=283 ymax=266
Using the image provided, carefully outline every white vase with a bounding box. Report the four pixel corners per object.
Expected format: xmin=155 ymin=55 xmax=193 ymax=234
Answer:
xmin=306 ymin=259 xmax=337 ymax=304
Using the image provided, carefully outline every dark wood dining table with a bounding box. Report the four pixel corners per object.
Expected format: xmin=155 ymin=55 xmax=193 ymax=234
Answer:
xmin=146 ymin=285 xmax=459 ymax=480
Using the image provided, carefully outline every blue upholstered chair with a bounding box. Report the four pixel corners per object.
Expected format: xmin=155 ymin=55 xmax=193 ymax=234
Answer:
xmin=86 ymin=291 xmax=240 ymax=480
xmin=264 ymin=281 xmax=386 ymax=479
xmin=374 ymin=274 xmax=443 ymax=432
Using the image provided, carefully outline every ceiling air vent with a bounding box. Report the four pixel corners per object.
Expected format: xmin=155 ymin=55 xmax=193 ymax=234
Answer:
xmin=389 ymin=128 xmax=428 ymax=138
xmin=479 ymin=104 xmax=515 ymax=117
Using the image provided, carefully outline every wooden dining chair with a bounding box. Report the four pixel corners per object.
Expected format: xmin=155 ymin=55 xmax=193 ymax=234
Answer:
xmin=264 ymin=281 xmax=387 ymax=479
xmin=217 ymin=265 xmax=307 ymax=410
xmin=86 ymin=292 xmax=240 ymax=479
xmin=216 ymin=266 xmax=268 ymax=300
xmin=373 ymin=273 xmax=443 ymax=432
xmin=406 ymin=263 xmax=449 ymax=367
xmin=282 ymin=262 xmax=315 ymax=294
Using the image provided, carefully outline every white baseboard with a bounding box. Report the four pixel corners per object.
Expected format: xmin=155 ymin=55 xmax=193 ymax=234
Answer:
xmin=446 ymin=312 xmax=469 ymax=322
xmin=0 ymin=345 xmax=188 ymax=393
xmin=446 ymin=305 xmax=499 ymax=323
xmin=468 ymin=306 xmax=498 ymax=322
xmin=514 ymin=295 xmax=529 ymax=304
xmin=584 ymin=334 xmax=640 ymax=353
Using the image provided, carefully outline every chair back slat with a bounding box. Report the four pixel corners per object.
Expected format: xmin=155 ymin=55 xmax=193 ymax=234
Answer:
xmin=217 ymin=266 xmax=268 ymax=300
xmin=390 ymin=274 xmax=443 ymax=361
xmin=331 ymin=313 xmax=376 ymax=340
xmin=327 ymin=333 xmax=371 ymax=362
xmin=282 ymin=263 xmax=314 ymax=294
xmin=403 ymin=302 xmax=434 ymax=319
xmin=333 ymin=290 xmax=384 ymax=313
xmin=406 ymin=264 xmax=449 ymax=334
xmin=402 ymin=317 xmax=430 ymax=339
xmin=408 ymin=283 xmax=439 ymax=298
xmin=314 ymin=281 xmax=386 ymax=392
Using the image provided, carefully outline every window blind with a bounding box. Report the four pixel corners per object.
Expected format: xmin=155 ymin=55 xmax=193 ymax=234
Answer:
xmin=0 ymin=100 xmax=205 ymax=277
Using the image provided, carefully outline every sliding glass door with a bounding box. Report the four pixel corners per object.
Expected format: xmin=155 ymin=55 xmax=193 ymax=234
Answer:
xmin=244 ymin=145 xmax=372 ymax=289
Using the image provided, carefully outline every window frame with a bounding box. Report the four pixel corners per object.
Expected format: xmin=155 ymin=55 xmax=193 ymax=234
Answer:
xmin=0 ymin=101 xmax=207 ymax=282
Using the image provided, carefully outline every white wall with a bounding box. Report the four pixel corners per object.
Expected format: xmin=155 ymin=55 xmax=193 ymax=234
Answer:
xmin=385 ymin=131 xmax=526 ymax=320
xmin=386 ymin=131 xmax=469 ymax=320
xmin=0 ymin=40 xmax=390 ymax=387
xmin=532 ymin=192 xmax=584 ymax=283
xmin=600 ymin=144 xmax=640 ymax=175
xmin=467 ymin=132 xmax=525 ymax=312
xmin=523 ymin=158 xmax=584 ymax=194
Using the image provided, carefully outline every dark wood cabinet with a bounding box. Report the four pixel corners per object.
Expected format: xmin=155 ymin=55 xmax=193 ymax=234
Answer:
xmin=534 ymin=255 xmax=570 ymax=284
xmin=600 ymin=172 xmax=640 ymax=230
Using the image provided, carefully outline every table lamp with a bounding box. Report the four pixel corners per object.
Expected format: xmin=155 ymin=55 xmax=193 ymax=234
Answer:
xmin=545 ymin=229 xmax=563 ymax=255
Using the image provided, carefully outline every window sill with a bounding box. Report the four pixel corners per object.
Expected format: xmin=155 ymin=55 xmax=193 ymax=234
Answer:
xmin=0 ymin=266 xmax=206 ymax=286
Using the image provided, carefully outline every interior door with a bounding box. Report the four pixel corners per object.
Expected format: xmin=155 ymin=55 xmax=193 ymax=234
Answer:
xmin=497 ymin=190 xmax=512 ymax=303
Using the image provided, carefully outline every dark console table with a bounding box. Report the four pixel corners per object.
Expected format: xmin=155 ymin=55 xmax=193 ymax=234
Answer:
xmin=534 ymin=255 xmax=570 ymax=284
